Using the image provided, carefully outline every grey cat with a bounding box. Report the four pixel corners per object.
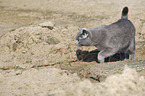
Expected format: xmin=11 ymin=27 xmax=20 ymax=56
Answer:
xmin=75 ymin=7 xmax=135 ymax=62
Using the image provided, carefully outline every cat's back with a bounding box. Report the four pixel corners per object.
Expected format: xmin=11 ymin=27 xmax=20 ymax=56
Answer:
xmin=102 ymin=19 xmax=135 ymax=41
xmin=107 ymin=19 xmax=135 ymax=33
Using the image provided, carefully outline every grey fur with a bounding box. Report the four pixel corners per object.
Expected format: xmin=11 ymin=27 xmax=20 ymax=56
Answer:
xmin=75 ymin=7 xmax=135 ymax=62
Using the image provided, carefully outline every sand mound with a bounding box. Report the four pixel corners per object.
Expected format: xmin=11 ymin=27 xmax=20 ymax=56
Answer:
xmin=0 ymin=66 xmax=144 ymax=96
xmin=49 ymin=66 xmax=145 ymax=96
xmin=0 ymin=68 xmax=80 ymax=96
xmin=0 ymin=22 xmax=78 ymax=68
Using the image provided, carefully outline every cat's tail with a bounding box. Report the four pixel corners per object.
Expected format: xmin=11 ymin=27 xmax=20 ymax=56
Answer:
xmin=121 ymin=7 xmax=128 ymax=19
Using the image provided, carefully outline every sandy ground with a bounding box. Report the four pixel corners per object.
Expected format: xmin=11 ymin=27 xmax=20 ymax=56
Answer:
xmin=0 ymin=0 xmax=145 ymax=96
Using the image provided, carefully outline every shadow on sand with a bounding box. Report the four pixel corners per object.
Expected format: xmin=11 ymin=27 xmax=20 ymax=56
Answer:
xmin=76 ymin=49 xmax=129 ymax=63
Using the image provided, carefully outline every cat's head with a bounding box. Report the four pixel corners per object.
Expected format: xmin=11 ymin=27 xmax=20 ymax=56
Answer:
xmin=75 ymin=26 xmax=92 ymax=46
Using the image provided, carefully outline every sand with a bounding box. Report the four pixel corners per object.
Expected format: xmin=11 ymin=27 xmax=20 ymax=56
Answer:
xmin=0 ymin=0 xmax=145 ymax=96
xmin=0 ymin=66 xmax=144 ymax=96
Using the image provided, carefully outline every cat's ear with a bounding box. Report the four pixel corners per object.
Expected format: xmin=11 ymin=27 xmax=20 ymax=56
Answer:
xmin=78 ymin=26 xmax=83 ymax=31
xmin=78 ymin=27 xmax=92 ymax=38
xmin=82 ymin=29 xmax=89 ymax=35
xmin=82 ymin=28 xmax=92 ymax=38
xmin=81 ymin=29 xmax=89 ymax=39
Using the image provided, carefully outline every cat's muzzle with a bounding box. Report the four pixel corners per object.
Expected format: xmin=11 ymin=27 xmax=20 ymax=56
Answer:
xmin=75 ymin=40 xmax=81 ymax=47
